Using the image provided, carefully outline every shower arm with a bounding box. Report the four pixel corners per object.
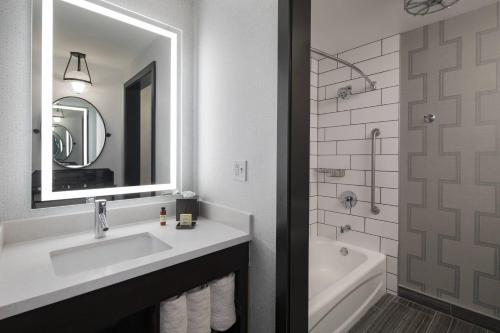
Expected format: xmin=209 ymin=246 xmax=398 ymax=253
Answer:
xmin=311 ymin=48 xmax=376 ymax=90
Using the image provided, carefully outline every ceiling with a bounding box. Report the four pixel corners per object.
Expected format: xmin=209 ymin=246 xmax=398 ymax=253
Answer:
xmin=312 ymin=0 xmax=498 ymax=55
xmin=53 ymin=0 xmax=160 ymax=68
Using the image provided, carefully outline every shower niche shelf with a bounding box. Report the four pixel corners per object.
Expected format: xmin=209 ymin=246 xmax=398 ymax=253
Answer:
xmin=315 ymin=168 xmax=345 ymax=177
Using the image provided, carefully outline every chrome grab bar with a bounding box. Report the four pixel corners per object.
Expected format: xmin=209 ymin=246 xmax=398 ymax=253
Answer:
xmin=371 ymin=128 xmax=381 ymax=215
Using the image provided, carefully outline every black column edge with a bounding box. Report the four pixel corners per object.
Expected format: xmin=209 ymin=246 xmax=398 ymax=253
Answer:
xmin=276 ymin=0 xmax=311 ymax=332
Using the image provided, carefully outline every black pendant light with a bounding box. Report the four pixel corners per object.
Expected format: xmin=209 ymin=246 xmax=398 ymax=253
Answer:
xmin=63 ymin=51 xmax=92 ymax=94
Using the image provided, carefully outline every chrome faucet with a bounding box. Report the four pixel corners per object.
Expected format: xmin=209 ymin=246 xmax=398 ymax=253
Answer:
xmin=94 ymin=199 xmax=109 ymax=239
xmin=340 ymin=224 xmax=351 ymax=233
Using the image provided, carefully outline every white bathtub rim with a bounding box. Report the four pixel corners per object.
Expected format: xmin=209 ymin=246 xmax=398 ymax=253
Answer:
xmin=310 ymin=238 xmax=384 ymax=261
xmin=332 ymin=278 xmax=385 ymax=333
xmin=308 ymin=238 xmax=386 ymax=331
xmin=308 ymin=264 xmax=384 ymax=330
xmin=309 ymin=239 xmax=385 ymax=314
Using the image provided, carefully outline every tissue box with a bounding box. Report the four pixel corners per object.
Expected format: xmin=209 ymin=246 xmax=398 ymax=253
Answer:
xmin=176 ymin=198 xmax=199 ymax=221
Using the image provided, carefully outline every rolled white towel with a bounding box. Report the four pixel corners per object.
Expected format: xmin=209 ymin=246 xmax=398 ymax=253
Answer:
xmin=160 ymin=294 xmax=188 ymax=333
xmin=210 ymin=273 xmax=236 ymax=331
xmin=186 ymin=285 xmax=211 ymax=333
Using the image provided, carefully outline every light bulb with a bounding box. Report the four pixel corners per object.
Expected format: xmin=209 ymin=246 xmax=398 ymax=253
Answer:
xmin=70 ymin=81 xmax=88 ymax=94
xmin=66 ymin=70 xmax=91 ymax=94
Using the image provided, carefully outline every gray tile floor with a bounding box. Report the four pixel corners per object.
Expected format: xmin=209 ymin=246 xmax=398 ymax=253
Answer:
xmin=349 ymin=294 xmax=494 ymax=333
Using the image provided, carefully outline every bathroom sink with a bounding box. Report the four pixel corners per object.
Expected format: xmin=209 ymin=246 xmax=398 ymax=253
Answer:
xmin=50 ymin=233 xmax=172 ymax=276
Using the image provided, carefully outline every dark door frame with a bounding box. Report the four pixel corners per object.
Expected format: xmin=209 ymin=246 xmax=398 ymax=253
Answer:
xmin=124 ymin=61 xmax=157 ymax=186
xmin=276 ymin=0 xmax=311 ymax=332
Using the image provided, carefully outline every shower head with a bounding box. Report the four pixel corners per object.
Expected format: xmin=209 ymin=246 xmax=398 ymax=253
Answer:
xmin=405 ymin=0 xmax=460 ymax=16
xmin=337 ymin=86 xmax=352 ymax=100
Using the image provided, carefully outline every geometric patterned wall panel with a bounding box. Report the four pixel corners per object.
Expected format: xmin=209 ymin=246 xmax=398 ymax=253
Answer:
xmin=400 ymin=2 xmax=500 ymax=318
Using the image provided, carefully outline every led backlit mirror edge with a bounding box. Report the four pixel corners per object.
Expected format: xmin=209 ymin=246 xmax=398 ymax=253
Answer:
xmin=40 ymin=0 xmax=180 ymax=201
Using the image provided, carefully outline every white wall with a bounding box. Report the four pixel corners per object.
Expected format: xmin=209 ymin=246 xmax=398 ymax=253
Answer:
xmin=310 ymin=35 xmax=400 ymax=294
xmin=0 ymin=0 xmax=194 ymax=220
xmin=194 ymin=1 xmax=278 ymax=331
xmin=0 ymin=0 xmax=35 ymax=220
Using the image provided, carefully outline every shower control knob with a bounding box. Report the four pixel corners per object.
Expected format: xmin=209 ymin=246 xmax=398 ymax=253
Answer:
xmin=337 ymin=86 xmax=352 ymax=100
xmin=424 ymin=113 xmax=436 ymax=123
xmin=339 ymin=191 xmax=357 ymax=209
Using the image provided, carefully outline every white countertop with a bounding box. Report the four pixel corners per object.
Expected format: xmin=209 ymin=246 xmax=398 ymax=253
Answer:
xmin=0 ymin=217 xmax=250 ymax=320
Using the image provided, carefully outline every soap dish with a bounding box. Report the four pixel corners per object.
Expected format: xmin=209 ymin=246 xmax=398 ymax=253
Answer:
xmin=176 ymin=221 xmax=197 ymax=230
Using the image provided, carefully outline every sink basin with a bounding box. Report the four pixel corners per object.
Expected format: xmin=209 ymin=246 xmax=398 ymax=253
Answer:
xmin=50 ymin=233 xmax=172 ymax=276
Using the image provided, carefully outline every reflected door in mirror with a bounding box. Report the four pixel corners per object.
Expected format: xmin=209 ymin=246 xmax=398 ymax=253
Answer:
xmin=124 ymin=62 xmax=156 ymax=186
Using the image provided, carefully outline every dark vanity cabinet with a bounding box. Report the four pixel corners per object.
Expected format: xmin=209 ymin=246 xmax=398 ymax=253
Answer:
xmin=0 ymin=243 xmax=249 ymax=333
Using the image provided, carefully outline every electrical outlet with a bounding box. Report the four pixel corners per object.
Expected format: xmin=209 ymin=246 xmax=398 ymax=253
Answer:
xmin=234 ymin=160 xmax=247 ymax=182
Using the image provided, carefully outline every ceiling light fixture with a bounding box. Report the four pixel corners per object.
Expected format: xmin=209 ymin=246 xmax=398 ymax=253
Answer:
xmin=405 ymin=0 xmax=460 ymax=16
xmin=63 ymin=51 xmax=92 ymax=94
xmin=52 ymin=108 xmax=64 ymax=123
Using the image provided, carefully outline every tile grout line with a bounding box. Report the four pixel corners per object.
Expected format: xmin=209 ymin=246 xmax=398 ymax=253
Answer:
xmin=424 ymin=312 xmax=437 ymax=333
xmin=318 ymin=59 xmax=400 ymax=77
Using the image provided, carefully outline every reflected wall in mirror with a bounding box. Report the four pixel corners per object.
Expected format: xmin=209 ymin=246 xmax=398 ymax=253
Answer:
xmin=31 ymin=0 xmax=180 ymax=207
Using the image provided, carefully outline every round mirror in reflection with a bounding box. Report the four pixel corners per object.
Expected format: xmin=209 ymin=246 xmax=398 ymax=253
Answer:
xmin=52 ymin=125 xmax=73 ymax=161
xmin=52 ymin=96 xmax=106 ymax=168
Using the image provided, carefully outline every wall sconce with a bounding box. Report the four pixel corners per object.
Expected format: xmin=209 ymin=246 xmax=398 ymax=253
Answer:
xmin=63 ymin=51 xmax=92 ymax=94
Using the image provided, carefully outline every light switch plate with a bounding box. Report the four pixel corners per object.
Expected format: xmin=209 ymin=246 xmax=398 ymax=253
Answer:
xmin=234 ymin=160 xmax=247 ymax=182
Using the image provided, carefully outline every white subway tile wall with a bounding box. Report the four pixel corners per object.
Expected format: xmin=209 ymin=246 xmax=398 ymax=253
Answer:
xmin=311 ymin=35 xmax=400 ymax=293
xmin=310 ymin=56 xmax=319 ymax=237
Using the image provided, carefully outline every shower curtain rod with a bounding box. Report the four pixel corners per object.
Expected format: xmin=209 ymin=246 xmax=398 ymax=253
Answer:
xmin=311 ymin=47 xmax=376 ymax=90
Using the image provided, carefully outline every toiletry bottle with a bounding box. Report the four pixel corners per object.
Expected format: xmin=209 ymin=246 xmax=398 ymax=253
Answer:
xmin=160 ymin=207 xmax=167 ymax=226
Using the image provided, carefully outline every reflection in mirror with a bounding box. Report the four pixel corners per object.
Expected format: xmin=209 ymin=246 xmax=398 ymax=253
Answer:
xmin=124 ymin=62 xmax=156 ymax=186
xmin=52 ymin=124 xmax=73 ymax=161
xmin=52 ymin=97 xmax=106 ymax=168
xmin=31 ymin=0 xmax=179 ymax=207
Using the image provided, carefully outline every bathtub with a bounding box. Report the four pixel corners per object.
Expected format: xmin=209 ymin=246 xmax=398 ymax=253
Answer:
xmin=309 ymin=238 xmax=386 ymax=333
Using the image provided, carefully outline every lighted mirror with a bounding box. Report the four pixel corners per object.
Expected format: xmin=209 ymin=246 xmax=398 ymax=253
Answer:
xmin=31 ymin=0 xmax=180 ymax=207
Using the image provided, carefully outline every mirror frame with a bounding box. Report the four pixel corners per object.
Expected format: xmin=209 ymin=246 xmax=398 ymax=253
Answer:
xmin=38 ymin=0 xmax=180 ymax=201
